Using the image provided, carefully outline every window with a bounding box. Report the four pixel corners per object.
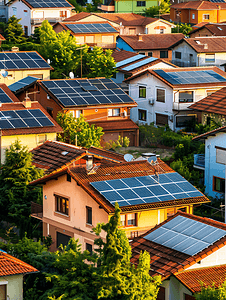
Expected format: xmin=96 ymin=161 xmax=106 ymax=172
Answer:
xmin=179 ymin=91 xmax=194 ymax=103
xmin=120 ymin=214 xmax=126 ymax=226
xmin=139 ymin=86 xmax=146 ymax=98
xmin=67 ymin=174 xmax=71 ymax=182
xmin=156 ymin=88 xmax=165 ymax=102
xmin=24 ymin=26 xmax=28 ymax=36
xmin=120 ymin=213 xmax=137 ymax=226
xmin=177 ymin=207 xmax=187 ymax=213
xmin=76 ymin=109 xmax=82 ymax=118
xmin=38 ymin=134 xmax=47 ymax=144
xmin=57 ymin=232 xmax=71 ymax=248
xmin=205 ymin=54 xmax=215 ymax=63
xmin=176 ymin=116 xmax=195 ymax=127
xmin=148 ymin=52 xmax=152 ymax=57
xmin=86 ymin=243 xmax=93 ymax=254
xmin=24 ymin=10 xmax=28 ymax=16
xmin=139 ymin=52 xmax=145 ymax=55
xmin=192 ymin=13 xmax=195 ymax=19
xmin=108 ymin=108 xmax=120 ymax=116
xmin=175 ymin=51 xmax=181 ymax=59
xmin=213 ymin=176 xmax=225 ymax=193
xmin=12 ymin=7 xmax=17 ymax=16
xmin=86 ymin=206 xmax=92 ymax=225
xmin=47 ymin=107 xmax=53 ymax=117
xmin=160 ymin=50 xmax=168 ymax=59
xmin=55 ymin=195 xmax=69 ymax=215
xmin=0 ymin=284 xmax=6 ymax=299
xmin=137 ymin=1 xmax=146 ymax=6
xmin=203 ymin=14 xmax=210 ymax=20
xmin=30 ymin=74 xmax=43 ymax=79
xmin=85 ymin=35 xmax=94 ymax=43
xmin=129 ymin=28 xmax=136 ymax=35
xmin=160 ymin=29 xmax=164 ymax=34
xmin=138 ymin=109 xmax=147 ymax=121
xmin=60 ymin=11 xmax=67 ymax=17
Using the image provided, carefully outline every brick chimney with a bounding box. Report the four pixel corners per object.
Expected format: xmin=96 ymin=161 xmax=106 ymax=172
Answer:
xmin=204 ymin=43 xmax=208 ymax=49
xmin=11 ymin=46 xmax=19 ymax=52
xmin=138 ymin=33 xmax=143 ymax=41
xmin=23 ymin=96 xmax=32 ymax=108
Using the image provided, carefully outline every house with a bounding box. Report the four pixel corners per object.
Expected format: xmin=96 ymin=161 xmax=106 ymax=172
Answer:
xmin=0 ymin=250 xmax=38 ymax=300
xmin=63 ymin=12 xmax=175 ymax=35
xmin=171 ymin=36 xmax=226 ymax=69
xmin=112 ymin=50 xmax=177 ymax=88
xmin=53 ymin=21 xmax=119 ymax=49
xmin=170 ymin=1 xmax=226 ymax=25
xmin=116 ymin=33 xmax=184 ymax=61
xmin=0 ymin=83 xmax=62 ymax=163
xmin=98 ymin=0 xmax=158 ymax=13
xmin=30 ymin=156 xmax=209 ymax=252
xmin=124 ymin=66 xmax=226 ymax=131
xmin=7 ymin=0 xmax=74 ymax=36
xmin=0 ymin=51 xmax=52 ymax=85
xmin=189 ymin=22 xmax=226 ymax=38
xmin=131 ymin=211 xmax=226 ymax=300
xmin=24 ymin=78 xmax=139 ymax=146
xmin=192 ymin=125 xmax=226 ymax=197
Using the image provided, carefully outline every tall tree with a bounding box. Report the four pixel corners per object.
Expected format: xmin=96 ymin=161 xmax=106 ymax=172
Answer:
xmin=195 ymin=282 xmax=226 ymax=300
xmin=4 ymin=16 xmax=26 ymax=44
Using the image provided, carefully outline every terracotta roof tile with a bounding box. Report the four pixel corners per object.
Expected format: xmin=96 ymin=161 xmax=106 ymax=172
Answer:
xmin=119 ymin=34 xmax=184 ymax=50
xmin=171 ymin=1 xmax=226 ymax=10
xmin=112 ymin=50 xmax=138 ymax=62
xmin=192 ymin=125 xmax=226 ymax=140
xmin=184 ymin=36 xmax=226 ymax=53
xmin=89 ymin=119 xmax=139 ymax=130
xmin=0 ymin=251 xmax=38 ymax=277
xmin=63 ymin=12 xmax=91 ymax=22
xmin=0 ymin=34 xmax=5 ymax=41
xmin=189 ymin=23 xmax=226 ymax=36
xmin=175 ymin=264 xmax=226 ymax=293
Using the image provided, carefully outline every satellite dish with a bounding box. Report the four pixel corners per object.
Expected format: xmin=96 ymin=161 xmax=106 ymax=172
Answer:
xmin=69 ymin=72 xmax=74 ymax=79
xmin=47 ymin=59 xmax=51 ymax=64
xmin=124 ymin=153 xmax=133 ymax=162
xmin=0 ymin=70 xmax=8 ymax=78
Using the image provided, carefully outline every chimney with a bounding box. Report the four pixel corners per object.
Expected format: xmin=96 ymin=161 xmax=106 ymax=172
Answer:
xmin=204 ymin=43 xmax=208 ymax=49
xmin=138 ymin=33 xmax=143 ymax=41
xmin=23 ymin=96 xmax=32 ymax=108
xmin=86 ymin=155 xmax=93 ymax=172
xmin=11 ymin=46 xmax=19 ymax=52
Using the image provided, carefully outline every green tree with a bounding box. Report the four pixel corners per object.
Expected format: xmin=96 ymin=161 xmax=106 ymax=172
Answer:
xmin=4 ymin=16 xmax=26 ymax=44
xmin=172 ymin=23 xmax=193 ymax=36
xmin=0 ymin=140 xmax=43 ymax=238
xmin=143 ymin=0 xmax=170 ymax=17
xmin=57 ymin=112 xmax=104 ymax=148
xmin=195 ymin=281 xmax=226 ymax=300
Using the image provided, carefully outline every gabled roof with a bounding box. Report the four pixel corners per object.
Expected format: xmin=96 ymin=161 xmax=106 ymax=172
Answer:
xmin=30 ymin=159 xmax=209 ymax=213
xmin=175 ymin=264 xmax=226 ymax=293
xmin=189 ymin=86 xmax=226 ymax=115
xmin=171 ymin=1 xmax=226 ymax=10
xmin=0 ymin=251 xmax=38 ymax=277
xmin=189 ymin=23 xmax=226 ymax=36
xmin=131 ymin=211 xmax=226 ymax=279
xmin=182 ymin=36 xmax=226 ymax=53
xmin=63 ymin=12 xmax=91 ymax=22
xmin=192 ymin=125 xmax=226 ymax=140
xmin=118 ymin=34 xmax=184 ymax=50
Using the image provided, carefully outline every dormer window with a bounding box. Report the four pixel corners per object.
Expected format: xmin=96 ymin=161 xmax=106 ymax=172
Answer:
xmin=196 ymin=40 xmax=201 ymax=44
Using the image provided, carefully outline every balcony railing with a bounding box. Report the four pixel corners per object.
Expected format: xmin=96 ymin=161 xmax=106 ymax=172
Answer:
xmin=171 ymin=60 xmax=196 ymax=67
xmin=31 ymin=201 xmax=43 ymax=219
xmin=193 ymin=154 xmax=205 ymax=170
xmin=31 ymin=17 xmax=64 ymax=25
xmin=98 ymin=4 xmax=115 ymax=11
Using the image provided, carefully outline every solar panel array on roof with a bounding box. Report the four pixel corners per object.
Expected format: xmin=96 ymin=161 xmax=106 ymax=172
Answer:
xmin=42 ymin=78 xmax=134 ymax=107
xmin=155 ymin=69 xmax=226 ymax=85
xmin=122 ymin=57 xmax=158 ymax=72
xmin=26 ymin=0 xmax=72 ymax=7
xmin=116 ymin=54 xmax=146 ymax=68
xmin=66 ymin=23 xmax=118 ymax=34
xmin=145 ymin=215 xmax=226 ymax=256
xmin=9 ymin=76 xmax=39 ymax=93
xmin=91 ymin=172 xmax=203 ymax=207
xmin=0 ymin=52 xmax=50 ymax=70
xmin=0 ymin=109 xmax=54 ymax=129
xmin=0 ymin=88 xmax=13 ymax=103
xmin=210 ymin=0 xmax=225 ymax=2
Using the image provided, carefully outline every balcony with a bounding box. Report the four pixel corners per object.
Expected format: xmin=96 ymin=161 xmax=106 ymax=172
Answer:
xmin=173 ymin=102 xmax=193 ymax=111
xmin=193 ymin=154 xmax=205 ymax=170
xmin=171 ymin=60 xmax=196 ymax=67
xmin=98 ymin=4 xmax=115 ymax=11
xmin=31 ymin=17 xmax=63 ymax=25
xmin=31 ymin=201 xmax=43 ymax=220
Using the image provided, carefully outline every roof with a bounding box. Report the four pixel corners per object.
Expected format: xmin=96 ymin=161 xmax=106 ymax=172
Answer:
xmin=38 ymin=78 xmax=137 ymax=108
xmin=0 ymin=83 xmax=21 ymax=103
xmin=175 ymin=264 xmax=226 ymax=293
xmin=64 ymin=12 xmax=91 ymax=22
xmin=189 ymin=87 xmax=226 ymax=115
xmin=0 ymin=251 xmax=38 ymax=277
xmin=192 ymin=22 xmax=210 ymax=29
xmin=57 ymin=21 xmax=118 ymax=34
xmin=131 ymin=211 xmax=226 ymax=279
xmin=31 ymin=140 xmax=125 ymax=173
xmin=89 ymin=119 xmax=139 ymax=130
xmin=0 ymin=101 xmax=63 ymax=136
xmin=189 ymin=23 xmax=226 ymax=36
xmin=112 ymin=50 xmax=138 ymax=63
xmin=9 ymin=0 xmax=73 ymax=9
xmin=0 ymin=34 xmax=5 ymax=41
xmin=8 ymin=76 xmax=39 ymax=94
xmin=118 ymin=34 xmax=184 ymax=50
xmin=30 ymin=159 xmax=209 ymax=213
xmin=124 ymin=67 xmax=226 ymax=89
xmin=192 ymin=125 xmax=226 ymax=140
xmin=183 ymin=36 xmax=226 ymax=53
xmin=171 ymin=1 xmax=226 ymax=10
xmin=0 ymin=51 xmax=52 ymax=71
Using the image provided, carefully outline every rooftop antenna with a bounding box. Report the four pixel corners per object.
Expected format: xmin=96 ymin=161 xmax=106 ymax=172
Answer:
xmin=124 ymin=153 xmax=134 ymax=162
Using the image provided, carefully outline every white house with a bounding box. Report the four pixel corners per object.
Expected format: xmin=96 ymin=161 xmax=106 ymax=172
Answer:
xmin=7 ymin=0 xmax=73 ymax=36
xmin=124 ymin=66 xmax=226 ymax=131
xmin=171 ymin=36 xmax=226 ymax=70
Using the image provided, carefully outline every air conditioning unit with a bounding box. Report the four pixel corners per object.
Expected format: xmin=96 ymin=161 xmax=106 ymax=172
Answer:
xmin=149 ymin=99 xmax=154 ymax=105
xmin=169 ymin=115 xmax=173 ymax=122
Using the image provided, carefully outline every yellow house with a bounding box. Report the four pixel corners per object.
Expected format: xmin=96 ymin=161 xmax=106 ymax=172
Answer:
xmin=0 ymin=83 xmax=62 ymax=163
xmin=30 ymin=155 xmax=209 ymax=252
xmin=0 ymin=51 xmax=52 ymax=85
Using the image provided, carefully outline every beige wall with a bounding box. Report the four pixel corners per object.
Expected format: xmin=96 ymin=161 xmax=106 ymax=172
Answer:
xmin=0 ymin=69 xmax=50 ymax=85
xmin=146 ymin=20 xmax=174 ymax=34
xmin=0 ymin=275 xmax=23 ymax=300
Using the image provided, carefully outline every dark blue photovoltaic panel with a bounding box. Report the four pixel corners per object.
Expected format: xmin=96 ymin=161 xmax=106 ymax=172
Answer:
xmin=66 ymin=23 xmax=118 ymax=34
xmin=8 ymin=76 xmax=39 ymax=93
xmin=0 ymin=88 xmax=13 ymax=103
xmin=41 ymin=78 xmax=134 ymax=107
xmin=122 ymin=57 xmax=158 ymax=71
xmin=26 ymin=0 xmax=72 ymax=8
xmin=144 ymin=215 xmax=226 ymax=256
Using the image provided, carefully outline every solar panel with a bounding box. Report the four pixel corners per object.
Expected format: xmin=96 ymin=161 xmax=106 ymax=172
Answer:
xmin=8 ymin=76 xmax=39 ymax=93
xmin=66 ymin=23 xmax=118 ymax=34
xmin=154 ymin=69 xmax=226 ymax=85
xmin=0 ymin=52 xmax=50 ymax=70
xmin=0 ymin=88 xmax=13 ymax=103
xmin=145 ymin=215 xmax=226 ymax=256
xmin=122 ymin=57 xmax=158 ymax=71
xmin=42 ymin=78 xmax=134 ymax=107
xmin=90 ymin=172 xmax=203 ymax=207
xmin=26 ymin=0 xmax=72 ymax=7
xmin=116 ymin=54 xmax=146 ymax=68
xmin=0 ymin=109 xmax=54 ymax=129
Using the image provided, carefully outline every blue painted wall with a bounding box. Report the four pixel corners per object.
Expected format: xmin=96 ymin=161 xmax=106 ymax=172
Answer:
xmin=116 ymin=37 xmax=135 ymax=52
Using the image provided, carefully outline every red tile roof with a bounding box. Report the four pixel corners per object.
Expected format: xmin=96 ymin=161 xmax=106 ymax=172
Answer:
xmin=112 ymin=50 xmax=138 ymax=62
xmin=131 ymin=211 xmax=226 ymax=279
xmin=183 ymin=36 xmax=226 ymax=53
xmin=119 ymin=34 xmax=184 ymax=50
xmin=171 ymin=1 xmax=226 ymax=10
xmin=0 ymin=34 xmax=5 ymax=41
xmin=89 ymin=119 xmax=139 ymax=131
xmin=192 ymin=125 xmax=226 ymax=140
xmin=0 ymin=251 xmax=38 ymax=277
xmin=189 ymin=87 xmax=226 ymax=115
xmin=64 ymin=12 xmax=91 ymax=22
xmin=189 ymin=23 xmax=226 ymax=36
xmin=31 ymin=160 xmax=209 ymax=213
xmin=175 ymin=264 xmax=226 ymax=293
